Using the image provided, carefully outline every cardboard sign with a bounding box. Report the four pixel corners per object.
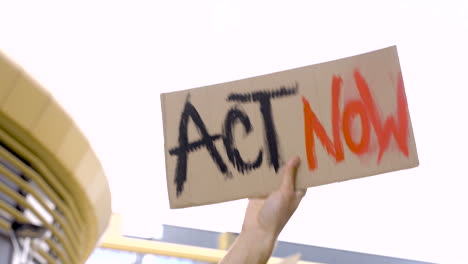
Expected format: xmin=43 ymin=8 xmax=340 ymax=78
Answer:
xmin=161 ymin=46 xmax=418 ymax=209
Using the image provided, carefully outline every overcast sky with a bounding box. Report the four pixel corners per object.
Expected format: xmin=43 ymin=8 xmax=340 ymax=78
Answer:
xmin=0 ymin=1 xmax=467 ymax=263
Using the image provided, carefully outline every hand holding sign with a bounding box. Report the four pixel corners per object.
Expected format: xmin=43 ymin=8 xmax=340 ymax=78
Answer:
xmin=161 ymin=46 xmax=419 ymax=208
xmin=242 ymin=156 xmax=306 ymax=241
xmin=220 ymin=156 xmax=306 ymax=264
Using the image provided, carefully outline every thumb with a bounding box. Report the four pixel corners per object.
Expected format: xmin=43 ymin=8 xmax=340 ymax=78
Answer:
xmin=280 ymin=156 xmax=300 ymax=193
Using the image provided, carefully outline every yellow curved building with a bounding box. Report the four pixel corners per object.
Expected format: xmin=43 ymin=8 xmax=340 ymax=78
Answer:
xmin=0 ymin=51 xmax=112 ymax=263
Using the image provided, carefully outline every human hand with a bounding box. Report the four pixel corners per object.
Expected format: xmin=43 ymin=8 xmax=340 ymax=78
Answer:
xmin=242 ymin=156 xmax=306 ymax=249
xmin=220 ymin=156 xmax=306 ymax=264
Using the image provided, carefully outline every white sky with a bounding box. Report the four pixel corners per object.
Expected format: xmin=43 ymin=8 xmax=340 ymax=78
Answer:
xmin=0 ymin=1 xmax=467 ymax=263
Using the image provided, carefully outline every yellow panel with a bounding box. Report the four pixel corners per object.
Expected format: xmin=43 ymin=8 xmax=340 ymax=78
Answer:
xmin=73 ymin=150 xmax=113 ymax=245
xmin=36 ymin=249 xmax=58 ymax=264
xmin=45 ymin=239 xmax=69 ymax=264
xmin=57 ymin=125 xmax=90 ymax=176
xmin=56 ymin=125 xmax=112 ymax=257
xmin=0 ymin=51 xmax=20 ymax=104
xmin=0 ymin=217 xmax=10 ymax=231
xmin=33 ymin=99 xmax=73 ymax=154
xmin=218 ymin=232 xmax=231 ymax=250
xmin=74 ymin=150 xmax=100 ymax=193
xmin=1 ymin=73 xmax=50 ymax=131
xmin=57 ymin=127 xmax=108 ymax=258
xmin=87 ymin=170 xmax=113 ymax=238
xmin=0 ymin=200 xmax=28 ymax=223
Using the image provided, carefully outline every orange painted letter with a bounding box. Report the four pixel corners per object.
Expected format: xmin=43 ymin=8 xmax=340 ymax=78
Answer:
xmin=354 ymin=70 xmax=409 ymax=161
xmin=302 ymin=76 xmax=344 ymax=170
xmin=342 ymin=100 xmax=371 ymax=154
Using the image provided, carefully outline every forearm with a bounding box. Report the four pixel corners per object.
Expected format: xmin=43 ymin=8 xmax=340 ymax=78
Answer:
xmin=219 ymin=230 xmax=276 ymax=264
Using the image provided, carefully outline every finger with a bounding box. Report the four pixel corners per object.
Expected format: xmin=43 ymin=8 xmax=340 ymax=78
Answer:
xmin=280 ymin=156 xmax=300 ymax=193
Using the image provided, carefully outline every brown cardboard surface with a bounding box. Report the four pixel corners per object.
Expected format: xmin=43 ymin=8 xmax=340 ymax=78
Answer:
xmin=161 ymin=46 xmax=419 ymax=209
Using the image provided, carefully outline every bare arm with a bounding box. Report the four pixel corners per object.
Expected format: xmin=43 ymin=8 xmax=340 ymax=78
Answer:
xmin=220 ymin=156 xmax=306 ymax=264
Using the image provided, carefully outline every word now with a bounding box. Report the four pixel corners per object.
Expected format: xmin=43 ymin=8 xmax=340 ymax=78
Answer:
xmin=302 ymin=69 xmax=409 ymax=170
